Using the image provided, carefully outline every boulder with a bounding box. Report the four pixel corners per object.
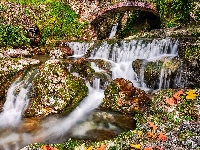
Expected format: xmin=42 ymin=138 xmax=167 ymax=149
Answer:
xmin=101 ymin=78 xmax=151 ymax=114
xmin=132 ymin=57 xmax=181 ymax=89
xmin=24 ymin=60 xmax=88 ymax=118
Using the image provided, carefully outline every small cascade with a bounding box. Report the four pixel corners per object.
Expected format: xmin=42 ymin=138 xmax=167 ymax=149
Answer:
xmin=109 ymin=24 xmax=118 ymax=39
xmin=88 ymin=38 xmax=179 ymax=90
xmin=93 ymin=78 xmax=100 ymax=90
xmin=0 ymin=69 xmax=37 ymax=128
xmin=32 ymin=82 xmax=104 ymax=143
xmin=66 ymin=42 xmax=93 ymax=58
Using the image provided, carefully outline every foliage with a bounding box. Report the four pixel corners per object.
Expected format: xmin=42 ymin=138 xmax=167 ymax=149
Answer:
xmin=151 ymin=0 xmax=193 ymax=28
xmin=183 ymin=44 xmax=200 ymax=61
xmin=1 ymin=0 xmax=88 ymax=47
xmin=37 ymin=2 xmax=87 ymax=45
xmin=0 ymin=24 xmax=30 ymax=48
xmin=119 ymin=12 xmax=150 ymax=38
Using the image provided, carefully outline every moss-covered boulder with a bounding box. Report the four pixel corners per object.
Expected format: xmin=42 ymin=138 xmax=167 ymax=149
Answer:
xmin=132 ymin=57 xmax=181 ymax=89
xmin=71 ymin=57 xmax=95 ymax=81
xmin=101 ymin=78 xmax=151 ymax=115
xmin=24 ymin=59 xmax=88 ymax=118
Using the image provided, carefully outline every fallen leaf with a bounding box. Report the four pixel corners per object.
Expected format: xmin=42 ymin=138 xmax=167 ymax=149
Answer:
xmin=166 ymin=97 xmax=175 ymax=105
xmin=130 ymin=144 xmax=141 ymax=149
xmin=148 ymin=122 xmax=157 ymax=130
xmin=173 ymin=90 xmax=183 ymax=101
xmin=144 ymin=147 xmax=153 ymax=150
xmin=84 ymin=146 xmax=93 ymax=150
xmin=158 ymin=132 xmax=167 ymax=141
xmin=155 ymin=146 xmax=165 ymax=150
xmin=186 ymin=90 xmax=197 ymax=100
xmin=41 ymin=145 xmax=58 ymax=150
xmin=137 ymin=131 xmax=143 ymax=137
xmin=97 ymin=144 xmax=106 ymax=150
xmin=147 ymin=131 xmax=157 ymax=138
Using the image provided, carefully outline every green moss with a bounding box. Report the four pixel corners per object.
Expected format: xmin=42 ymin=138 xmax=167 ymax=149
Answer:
xmin=183 ymin=44 xmax=200 ymax=61
xmin=26 ymin=61 xmax=88 ymax=117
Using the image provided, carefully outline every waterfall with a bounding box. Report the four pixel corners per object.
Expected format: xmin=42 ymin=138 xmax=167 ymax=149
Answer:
xmin=0 ymin=81 xmax=104 ymax=149
xmin=88 ymin=38 xmax=178 ymax=90
xmin=0 ymin=69 xmax=37 ymax=128
xmin=109 ymin=24 xmax=118 ymax=39
xmin=66 ymin=42 xmax=93 ymax=58
xmin=0 ymin=38 xmax=180 ymax=149
xmin=31 ymin=82 xmax=104 ymax=143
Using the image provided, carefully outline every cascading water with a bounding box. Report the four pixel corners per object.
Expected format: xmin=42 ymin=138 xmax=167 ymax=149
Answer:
xmin=0 ymin=38 xmax=180 ymax=150
xmin=0 ymin=69 xmax=37 ymax=128
xmin=109 ymin=24 xmax=118 ymax=39
xmin=0 ymin=78 xmax=104 ymax=149
xmin=69 ymin=38 xmax=179 ymax=91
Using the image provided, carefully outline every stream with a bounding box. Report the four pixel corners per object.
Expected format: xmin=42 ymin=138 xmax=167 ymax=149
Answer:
xmin=0 ymin=38 xmax=181 ymax=149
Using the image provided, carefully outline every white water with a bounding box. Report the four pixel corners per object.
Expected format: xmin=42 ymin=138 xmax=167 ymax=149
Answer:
xmin=0 ymin=80 xmax=31 ymax=128
xmin=0 ymin=81 xmax=104 ymax=149
xmin=0 ymin=39 xmax=179 ymax=149
xmin=109 ymin=24 xmax=118 ymax=39
xmin=66 ymin=42 xmax=93 ymax=57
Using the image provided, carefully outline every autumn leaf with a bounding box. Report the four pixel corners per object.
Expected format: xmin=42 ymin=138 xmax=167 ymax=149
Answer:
xmin=130 ymin=144 xmax=141 ymax=149
xmin=173 ymin=90 xmax=183 ymax=101
xmin=186 ymin=90 xmax=197 ymax=100
xmin=147 ymin=131 xmax=157 ymax=138
xmin=144 ymin=147 xmax=153 ymax=150
xmin=148 ymin=122 xmax=157 ymax=130
xmin=41 ymin=145 xmax=59 ymax=150
xmin=97 ymin=144 xmax=106 ymax=150
xmin=158 ymin=132 xmax=167 ymax=142
xmin=137 ymin=131 xmax=143 ymax=137
xmin=155 ymin=146 xmax=165 ymax=150
xmin=166 ymin=97 xmax=175 ymax=105
xmin=84 ymin=146 xmax=93 ymax=150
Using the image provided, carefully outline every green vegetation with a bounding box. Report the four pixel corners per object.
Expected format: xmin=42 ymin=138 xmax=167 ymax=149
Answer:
xmin=0 ymin=0 xmax=88 ymax=48
xmin=0 ymin=24 xmax=30 ymax=48
xmin=183 ymin=44 xmax=200 ymax=61
xmin=151 ymin=0 xmax=199 ymax=28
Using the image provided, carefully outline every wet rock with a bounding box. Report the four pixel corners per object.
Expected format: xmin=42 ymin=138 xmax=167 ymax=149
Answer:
xmin=71 ymin=57 xmax=95 ymax=81
xmin=4 ymin=49 xmax=31 ymax=58
xmin=132 ymin=57 xmax=181 ymax=89
xmin=60 ymin=46 xmax=74 ymax=56
xmin=86 ymin=129 xmax=117 ymax=141
xmin=101 ymin=78 xmax=151 ymax=114
xmin=24 ymin=60 xmax=88 ymax=118
xmin=26 ymin=26 xmax=41 ymax=47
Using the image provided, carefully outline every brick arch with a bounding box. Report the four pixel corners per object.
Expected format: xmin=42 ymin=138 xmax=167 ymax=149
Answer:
xmin=91 ymin=1 xmax=159 ymax=26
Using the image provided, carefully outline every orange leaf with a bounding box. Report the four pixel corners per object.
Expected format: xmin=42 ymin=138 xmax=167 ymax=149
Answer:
xmin=144 ymin=147 xmax=153 ymax=150
xmin=97 ymin=144 xmax=106 ymax=150
xmin=41 ymin=145 xmax=58 ymax=150
xmin=173 ymin=90 xmax=183 ymax=101
xmin=158 ymin=132 xmax=167 ymax=142
xmin=166 ymin=97 xmax=175 ymax=105
xmin=147 ymin=131 xmax=157 ymax=138
xmin=148 ymin=122 xmax=157 ymax=130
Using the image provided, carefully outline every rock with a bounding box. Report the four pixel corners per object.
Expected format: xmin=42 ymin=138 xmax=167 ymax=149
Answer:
xmin=60 ymin=46 xmax=74 ymax=56
xmin=132 ymin=57 xmax=181 ymax=89
xmin=24 ymin=60 xmax=88 ymax=118
xmin=101 ymin=78 xmax=151 ymax=114
xmin=26 ymin=26 xmax=41 ymax=47
xmin=4 ymin=49 xmax=31 ymax=58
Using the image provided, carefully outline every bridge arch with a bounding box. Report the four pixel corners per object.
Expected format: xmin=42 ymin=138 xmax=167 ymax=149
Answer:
xmin=90 ymin=1 xmax=160 ymax=39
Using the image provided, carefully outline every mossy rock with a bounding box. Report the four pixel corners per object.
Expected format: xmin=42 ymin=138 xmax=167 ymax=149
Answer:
xmin=101 ymin=78 xmax=151 ymax=115
xmin=132 ymin=57 xmax=181 ymax=89
xmin=24 ymin=60 xmax=88 ymax=117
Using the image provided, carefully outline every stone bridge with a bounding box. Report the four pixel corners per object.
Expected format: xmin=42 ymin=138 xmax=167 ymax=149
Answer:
xmin=91 ymin=1 xmax=159 ymax=26
xmin=67 ymin=0 xmax=160 ymax=39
